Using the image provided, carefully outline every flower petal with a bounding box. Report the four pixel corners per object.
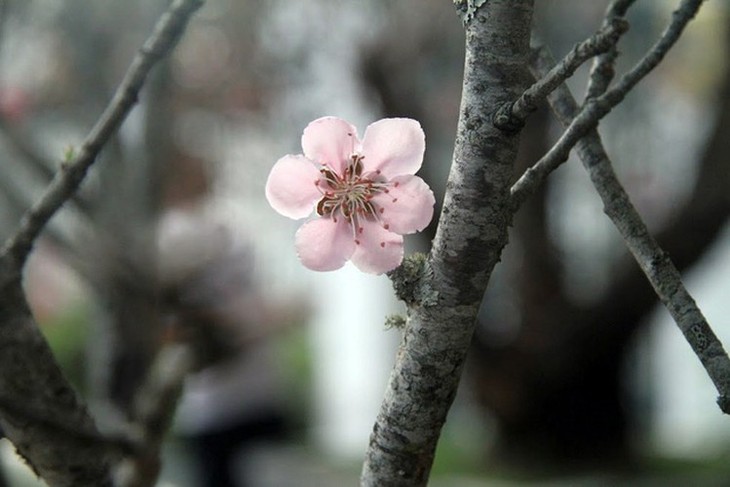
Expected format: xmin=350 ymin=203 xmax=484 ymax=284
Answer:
xmin=265 ymin=155 xmax=324 ymax=219
xmin=372 ymin=175 xmax=435 ymax=235
xmin=350 ymin=221 xmax=404 ymax=274
xmin=301 ymin=116 xmax=359 ymax=175
xmin=360 ymin=118 xmax=425 ymax=178
xmin=295 ymin=217 xmax=356 ymax=271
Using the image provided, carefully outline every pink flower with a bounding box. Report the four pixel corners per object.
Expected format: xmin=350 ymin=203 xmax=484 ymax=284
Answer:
xmin=265 ymin=116 xmax=435 ymax=274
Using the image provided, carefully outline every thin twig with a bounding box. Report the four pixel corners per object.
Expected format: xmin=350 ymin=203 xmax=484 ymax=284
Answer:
xmin=0 ymin=0 xmax=204 ymax=269
xmin=0 ymin=172 xmax=86 ymax=271
xmin=531 ymin=43 xmax=730 ymax=414
xmin=510 ymin=0 xmax=705 ymax=210
xmin=0 ymin=120 xmax=93 ymax=213
xmin=115 ymin=344 xmax=194 ymax=487
xmin=584 ymin=0 xmax=638 ymax=99
xmin=0 ymin=0 xmax=84 ymax=206
xmin=494 ymin=16 xmax=628 ymax=132
xmin=0 ymin=119 xmax=56 ymax=182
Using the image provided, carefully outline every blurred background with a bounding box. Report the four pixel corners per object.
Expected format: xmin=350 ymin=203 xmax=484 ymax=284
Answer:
xmin=0 ymin=0 xmax=729 ymax=485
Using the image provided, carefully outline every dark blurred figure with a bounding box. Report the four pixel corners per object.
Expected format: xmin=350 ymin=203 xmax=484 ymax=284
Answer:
xmin=158 ymin=208 xmax=299 ymax=487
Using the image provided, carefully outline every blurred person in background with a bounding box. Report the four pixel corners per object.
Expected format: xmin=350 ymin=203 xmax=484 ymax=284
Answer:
xmin=157 ymin=207 xmax=300 ymax=487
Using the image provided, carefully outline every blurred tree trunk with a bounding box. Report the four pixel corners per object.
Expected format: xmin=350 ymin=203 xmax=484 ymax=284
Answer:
xmin=471 ymin=15 xmax=730 ymax=471
xmin=91 ymin=64 xmax=173 ymax=419
xmin=362 ymin=0 xmax=730 ymax=473
xmin=469 ymin=102 xmax=636 ymax=469
xmin=0 ymin=1 xmax=202 ymax=483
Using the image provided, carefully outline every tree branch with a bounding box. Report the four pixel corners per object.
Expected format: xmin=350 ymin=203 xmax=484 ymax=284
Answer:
xmin=0 ymin=183 xmax=88 ymax=279
xmin=0 ymin=273 xmax=117 ymax=486
xmin=0 ymin=1 xmax=204 ymax=485
xmin=0 ymin=153 xmax=96 ymax=278
xmin=362 ymin=2 xmax=534 ymax=485
xmin=510 ymin=0 xmax=705 ymax=211
xmin=115 ymin=344 xmax=194 ymax=487
xmin=0 ymin=0 xmax=204 ymax=270
xmin=493 ymin=16 xmax=628 ymax=132
xmin=0 ymin=119 xmax=56 ymax=182
xmin=0 ymin=392 xmax=134 ymax=457
xmin=531 ymin=43 xmax=730 ymax=414
xmin=584 ymin=0 xmax=637 ymax=99
xmin=0 ymin=120 xmax=93 ymax=215
xmin=0 ymin=344 xmax=195 ymax=487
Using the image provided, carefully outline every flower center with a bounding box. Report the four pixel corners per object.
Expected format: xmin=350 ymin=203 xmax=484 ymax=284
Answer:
xmin=315 ymin=154 xmax=386 ymax=224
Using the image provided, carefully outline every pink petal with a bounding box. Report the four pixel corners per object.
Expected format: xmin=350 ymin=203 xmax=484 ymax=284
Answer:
xmin=295 ymin=217 xmax=356 ymax=271
xmin=265 ymin=155 xmax=324 ymax=219
xmin=301 ymin=117 xmax=359 ymax=175
xmin=360 ymin=118 xmax=425 ymax=178
xmin=372 ymin=175 xmax=435 ymax=235
xmin=350 ymin=220 xmax=404 ymax=274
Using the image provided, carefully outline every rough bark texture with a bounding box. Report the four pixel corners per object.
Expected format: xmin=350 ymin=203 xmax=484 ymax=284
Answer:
xmin=0 ymin=265 xmax=113 ymax=486
xmin=359 ymin=0 xmax=727 ymax=473
xmin=361 ymin=2 xmax=534 ymax=485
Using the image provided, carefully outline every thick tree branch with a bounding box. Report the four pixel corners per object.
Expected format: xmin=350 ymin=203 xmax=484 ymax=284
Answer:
xmin=493 ymin=16 xmax=628 ymax=132
xmin=510 ymin=0 xmax=705 ymax=211
xmin=532 ymin=44 xmax=730 ymax=413
xmin=362 ymin=2 xmax=534 ymax=485
xmin=0 ymin=392 xmax=134 ymax=457
xmin=0 ymin=1 xmax=203 ymax=485
xmin=0 ymin=344 xmax=195 ymax=487
xmin=0 ymin=273 xmax=116 ymax=486
xmin=0 ymin=0 xmax=204 ymax=270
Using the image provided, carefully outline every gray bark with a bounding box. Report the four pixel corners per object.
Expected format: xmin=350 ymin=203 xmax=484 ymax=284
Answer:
xmin=361 ymin=2 xmax=534 ymax=485
xmin=0 ymin=1 xmax=203 ymax=484
xmin=532 ymin=44 xmax=730 ymax=413
xmin=0 ymin=265 xmax=114 ymax=486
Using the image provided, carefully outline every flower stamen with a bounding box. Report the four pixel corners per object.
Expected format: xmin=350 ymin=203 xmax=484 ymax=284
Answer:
xmin=314 ymin=154 xmax=388 ymax=233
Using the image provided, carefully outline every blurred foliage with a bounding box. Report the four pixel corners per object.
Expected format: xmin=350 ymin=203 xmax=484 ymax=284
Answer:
xmin=38 ymin=302 xmax=90 ymax=394
xmin=274 ymin=323 xmax=314 ymax=434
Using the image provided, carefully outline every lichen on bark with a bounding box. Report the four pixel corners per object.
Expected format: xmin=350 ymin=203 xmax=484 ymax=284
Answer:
xmin=387 ymin=253 xmax=437 ymax=307
xmin=361 ymin=1 xmax=535 ymax=485
xmin=453 ymin=0 xmax=489 ymax=24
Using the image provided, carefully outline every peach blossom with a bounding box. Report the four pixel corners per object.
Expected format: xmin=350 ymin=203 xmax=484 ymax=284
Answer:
xmin=265 ymin=116 xmax=435 ymax=274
